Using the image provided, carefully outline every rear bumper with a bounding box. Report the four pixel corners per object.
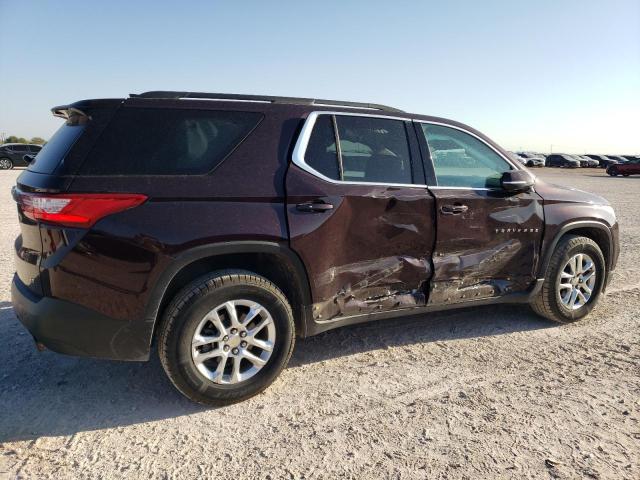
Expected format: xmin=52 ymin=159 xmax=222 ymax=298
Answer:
xmin=11 ymin=274 xmax=152 ymax=361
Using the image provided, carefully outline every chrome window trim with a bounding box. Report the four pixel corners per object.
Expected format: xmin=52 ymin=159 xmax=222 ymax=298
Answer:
xmin=428 ymin=186 xmax=499 ymax=191
xmin=414 ymin=119 xmax=521 ymax=171
xmin=291 ymin=111 xmax=423 ymax=188
xmin=291 ymin=111 xmax=523 ymax=192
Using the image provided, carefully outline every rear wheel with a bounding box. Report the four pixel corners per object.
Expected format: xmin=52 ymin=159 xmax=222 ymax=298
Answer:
xmin=158 ymin=270 xmax=295 ymax=405
xmin=608 ymin=168 xmax=618 ymax=176
xmin=531 ymin=235 xmax=605 ymax=323
xmin=0 ymin=158 xmax=13 ymax=170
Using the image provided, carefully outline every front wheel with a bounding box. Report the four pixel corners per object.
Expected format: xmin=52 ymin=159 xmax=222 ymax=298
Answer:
xmin=158 ymin=271 xmax=295 ymax=405
xmin=608 ymin=169 xmax=618 ymax=176
xmin=0 ymin=158 xmax=13 ymax=170
xmin=531 ymin=235 xmax=605 ymax=323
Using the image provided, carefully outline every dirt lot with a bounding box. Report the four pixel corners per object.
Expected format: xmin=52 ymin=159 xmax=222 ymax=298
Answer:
xmin=0 ymin=168 xmax=638 ymax=479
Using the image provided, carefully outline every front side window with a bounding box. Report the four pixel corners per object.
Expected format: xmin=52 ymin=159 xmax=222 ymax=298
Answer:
xmin=303 ymin=114 xmax=413 ymax=185
xmin=420 ymin=124 xmax=512 ymax=188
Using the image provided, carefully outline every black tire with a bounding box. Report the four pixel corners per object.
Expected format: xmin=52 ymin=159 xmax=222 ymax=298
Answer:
xmin=608 ymin=168 xmax=618 ymax=176
xmin=0 ymin=158 xmax=13 ymax=170
xmin=531 ymin=235 xmax=605 ymax=323
xmin=623 ymin=174 xmax=629 ymax=177
xmin=158 ymin=270 xmax=295 ymax=406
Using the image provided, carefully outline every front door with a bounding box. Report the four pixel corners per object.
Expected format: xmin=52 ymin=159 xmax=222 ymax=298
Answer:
xmin=416 ymin=121 xmax=544 ymax=305
xmin=286 ymin=112 xmax=436 ymax=321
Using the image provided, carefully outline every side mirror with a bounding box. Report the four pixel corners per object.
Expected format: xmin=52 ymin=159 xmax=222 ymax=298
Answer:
xmin=23 ymin=154 xmax=35 ymax=163
xmin=501 ymin=170 xmax=534 ymax=192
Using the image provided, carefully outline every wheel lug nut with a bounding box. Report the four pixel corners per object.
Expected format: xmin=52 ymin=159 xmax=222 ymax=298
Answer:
xmin=232 ymin=348 xmax=239 ymax=355
xmin=240 ymin=331 xmax=247 ymax=338
xmin=230 ymin=328 xmax=238 ymax=335
xmin=222 ymin=335 xmax=229 ymax=341
xmin=223 ymin=345 xmax=230 ymax=352
xmin=241 ymin=341 xmax=247 ymax=348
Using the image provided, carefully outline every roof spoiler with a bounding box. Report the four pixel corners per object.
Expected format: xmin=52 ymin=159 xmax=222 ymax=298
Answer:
xmin=51 ymin=106 xmax=92 ymax=120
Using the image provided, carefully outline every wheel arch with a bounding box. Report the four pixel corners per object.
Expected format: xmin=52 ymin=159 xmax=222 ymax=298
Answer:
xmin=538 ymin=221 xmax=614 ymax=283
xmin=144 ymin=241 xmax=313 ymax=349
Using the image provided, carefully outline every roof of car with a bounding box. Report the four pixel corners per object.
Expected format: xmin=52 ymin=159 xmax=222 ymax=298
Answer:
xmin=129 ymin=91 xmax=406 ymax=113
xmin=53 ymin=92 xmax=480 ymax=132
xmin=52 ymin=92 xmax=514 ymax=161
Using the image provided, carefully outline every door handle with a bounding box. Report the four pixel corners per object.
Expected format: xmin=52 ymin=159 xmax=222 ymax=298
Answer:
xmin=296 ymin=201 xmax=334 ymax=213
xmin=440 ymin=204 xmax=468 ymax=215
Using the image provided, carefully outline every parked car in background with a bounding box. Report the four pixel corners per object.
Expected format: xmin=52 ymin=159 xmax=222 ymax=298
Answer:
xmin=622 ymin=155 xmax=640 ymax=162
xmin=585 ymin=154 xmax=619 ymax=168
xmin=569 ymin=155 xmax=590 ymax=168
xmin=508 ymin=152 xmax=527 ymax=165
xmin=0 ymin=143 xmax=42 ymax=169
xmin=11 ymin=91 xmax=619 ymax=405
xmin=606 ymin=155 xmax=629 ymax=164
xmin=574 ymin=155 xmax=599 ymax=168
xmin=516 ymin=152 xmax=545 ymax=167
xmin=607 ymin=158 xmax=640 ymax=176
xmin=546 ymin=154 xmax=580 ymax=168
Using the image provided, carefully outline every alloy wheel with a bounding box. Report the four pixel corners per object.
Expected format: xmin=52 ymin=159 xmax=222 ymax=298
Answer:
xmin=0 ymin=158 xmax=12 ymax=169
xmin=191 ymin=299 xmax=276 ymax=384
xmin=557 ymin=253 xmax=597 ymax=310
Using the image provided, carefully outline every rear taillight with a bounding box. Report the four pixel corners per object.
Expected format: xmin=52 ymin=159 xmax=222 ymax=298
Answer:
xmin=16 ymin=191 xmax=147 ymax=228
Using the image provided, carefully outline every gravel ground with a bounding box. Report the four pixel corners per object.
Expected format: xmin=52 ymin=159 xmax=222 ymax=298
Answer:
xmin=1 ymin=168 xmax=638 ymax=479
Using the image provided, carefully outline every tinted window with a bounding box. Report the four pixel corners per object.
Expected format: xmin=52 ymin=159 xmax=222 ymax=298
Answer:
xmin=28 ymin=125 xmax=86 ymax=174
xmin=421 ymin=124 xmax=512 ymax=188
xmin=80 ymin=108 xmax=263 ymax=175
xmin=335 ymin=116 xmax=412 ymax=184
xmin=28 ymin=145 xmax=42 ymax=152
xmin=13 ymin=145 xmax=28 ymax=152
xmin=304 ymin=115 xmax=340 ymax=180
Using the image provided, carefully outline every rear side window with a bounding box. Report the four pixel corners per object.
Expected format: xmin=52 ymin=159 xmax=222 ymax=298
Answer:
xmin=28 ymin=125 xmax=86 ymax=174
xmin=305 ymin=115 xmax=340 ymax=180
xmin=302 ymin=114 xmax=413 ymax=184
xmin=80 ymin=108 xmax=263 ymax=175
xmin=336 ymin=116 xmax=412 ymax=184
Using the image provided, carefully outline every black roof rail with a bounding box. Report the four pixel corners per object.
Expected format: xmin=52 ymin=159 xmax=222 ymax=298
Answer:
xmin=129 ymin=91 xmax=404 ymax=113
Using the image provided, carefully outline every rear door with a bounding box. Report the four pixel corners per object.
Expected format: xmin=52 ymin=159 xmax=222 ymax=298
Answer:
xmin=286 ymin=112 xmax=436 ymax=321
xmin=416 ymin=121 xmax=544 ymax=305
xmin=11 ymin=144 xmax=28 ymax=165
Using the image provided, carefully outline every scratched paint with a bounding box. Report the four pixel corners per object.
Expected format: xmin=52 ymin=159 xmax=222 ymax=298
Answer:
xmin=312 ymin=255 xmax=430 ymax=320
xmin=429 ymin=240 xmax=525 ymax=304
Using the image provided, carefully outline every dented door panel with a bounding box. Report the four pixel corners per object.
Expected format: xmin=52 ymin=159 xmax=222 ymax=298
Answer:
xmin=428 ymin=188 xmax=544 ymax=305
xmin=286 ymin=168 xmax=435 ymax=321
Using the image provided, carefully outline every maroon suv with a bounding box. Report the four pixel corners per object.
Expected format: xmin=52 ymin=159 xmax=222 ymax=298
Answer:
xmin=11 ymin=91 xmax=619 ymax=405
xmin=607 ymin=159 xmax=640 ymax=176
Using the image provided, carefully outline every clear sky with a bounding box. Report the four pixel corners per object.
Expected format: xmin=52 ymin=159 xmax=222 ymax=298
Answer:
xmin=1 ymin=0 xmax=638 ymax=154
